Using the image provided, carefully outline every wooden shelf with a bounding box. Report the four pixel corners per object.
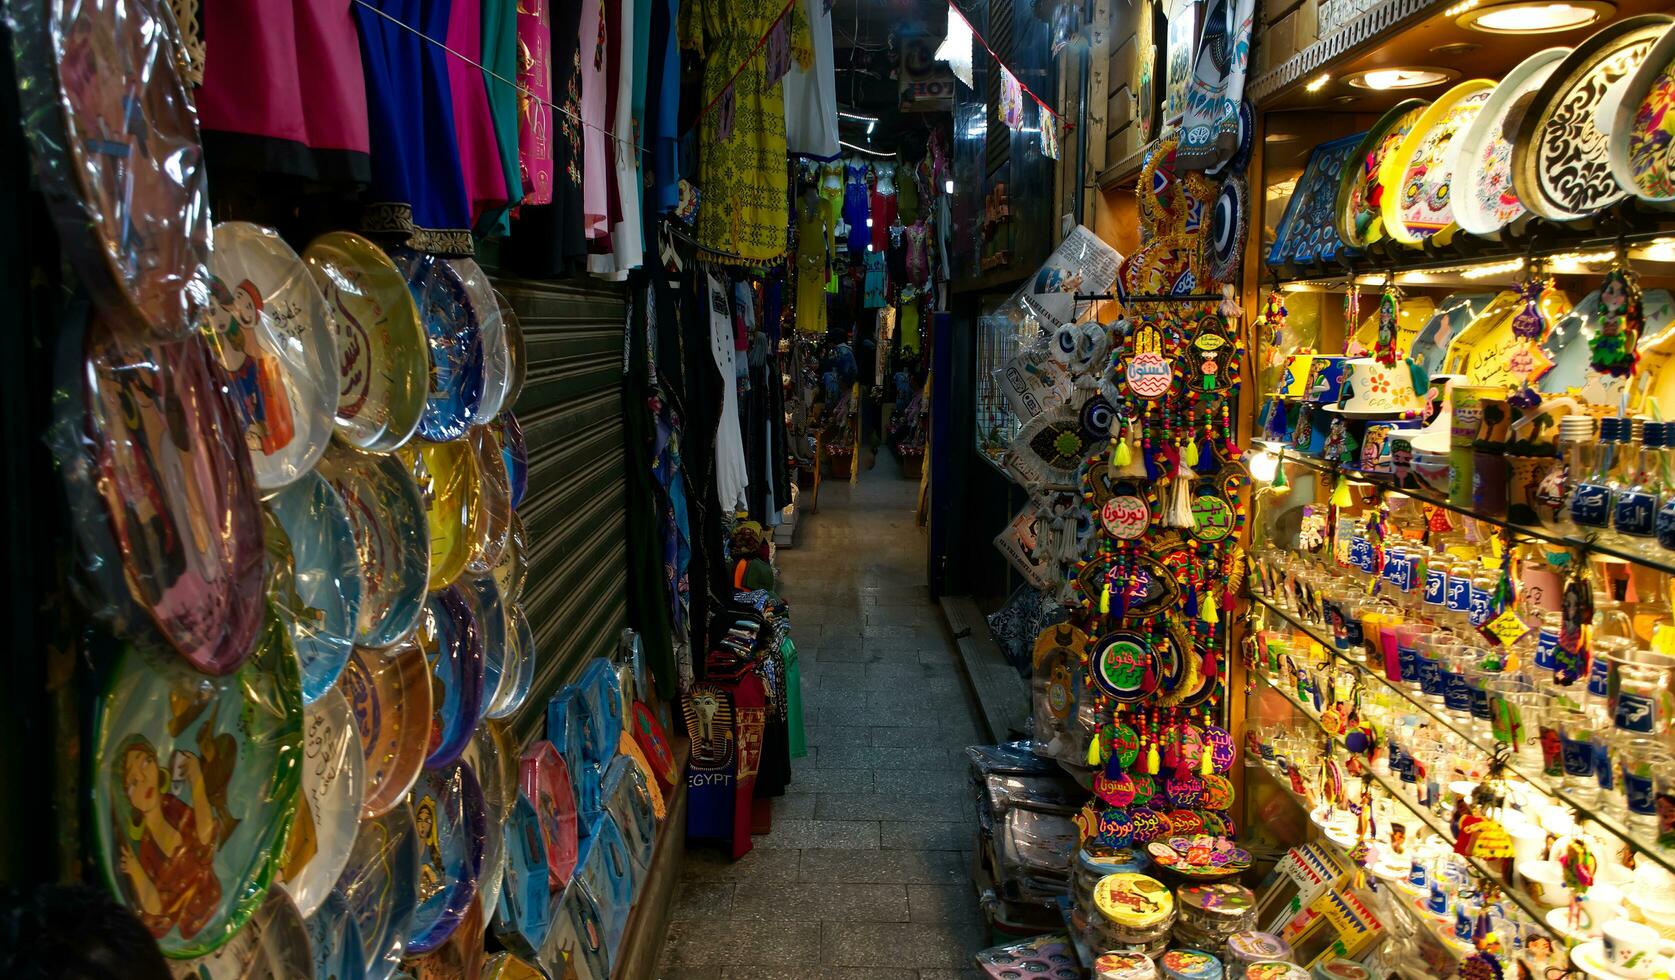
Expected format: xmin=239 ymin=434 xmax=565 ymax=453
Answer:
xmin=615 ymin=736 xmax=691 ymax=980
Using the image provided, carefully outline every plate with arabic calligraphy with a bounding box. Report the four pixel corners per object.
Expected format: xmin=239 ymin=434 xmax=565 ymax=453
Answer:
xmin=340 ymin=644 xmax=433 ymax=820
xmin=316 ymin=445 xmax=429 ymax=648
xmin=332 ymin=801 xmax=420 ymax=979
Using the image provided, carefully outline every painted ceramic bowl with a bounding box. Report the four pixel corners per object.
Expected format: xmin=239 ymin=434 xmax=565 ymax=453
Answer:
xmin=85 ymin=325 xmax=266 ymax=674
xmin=521 ymin=741 xmax=580 ymax=888
xmin=403 ymin=761 xmax=487 ymax=955
xmin=491 ymin=513 xmax=528 ymax=606
xmin=1450 ymin=48 xmax=1568 ymax=238
xmin=416 ymin=587 xmax=485 ymax=770
xmin=491 ymin=793 xmax=553 ymax=958
xmin=398 ymin=439 xmax=479 ymax=592
xmin=495 ymin=290 xmax=526 ymax=412
xmin=392 ymin=250 xmax=483 ymax=443
xmin=459 ymin=723 xmax=518 ymax=926
xmin=165 ymin=886 xmax=312 ymax=978
xmin=316 ymin=445 xmax=429 ymax=648
xmin=486 ymin=603 xmax=536 ymax=722
xmin=16 ymin=0 xmax=209 ymax=340
xmin=1381 ymin=79 xmax=1495 ymax=245
xmin=304 ymin=890 xmax=367 ymax=980
xmin=206 ymin=222 xmax=339 ymax=488
xmin=301 ymin=232 xmax=428 ymax=453
xmin=451 ymin=258 xmax=510 ymax=424
xmin=1610 ymin=20 xmax=1675 ymax=203
xmin=94 ymin=614 xmax=303 ymax=959
xmin=331 ymin=801 xmax=420 ymax=980
xmin=1334 ymin=99 xmax=1427 ymax=248
xmin=279 ymin=688 xmax=365 ymax=919
xmin=340 ymin=644 xmax=433 ymax=820
xmin=266 ymin=472 xmax=363 ymax=702
xmin=466 ymin=425 xmax=512 ymax=576
xmin=496 ymin=412 xmax=529 ymax=510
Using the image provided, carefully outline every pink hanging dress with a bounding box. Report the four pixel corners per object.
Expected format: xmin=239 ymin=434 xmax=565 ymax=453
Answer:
xmin=446 ymin=0 xmax=510 ymax=228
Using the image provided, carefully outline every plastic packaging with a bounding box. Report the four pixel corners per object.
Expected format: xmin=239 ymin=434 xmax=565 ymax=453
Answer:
xmin=392 ymin=249 xmax=484 ymax=443
xmin=164 ymin=886 xmax=313 ymax=978
xmin=495 ymin=290 xmax=527 ymax=413
xmin=279 ymin=688 xmax=365 ymax=919
xmin=463 ymin=577 xmax=510 ymax=719
xmin=304 ymin=891 xmax=367 ymax=980
xmin=84 ymin=323 xmax=267 ymax=675
xmin=402 ymin=893 xmax=484 ymax=979
xmin=315 ymin=446 xmax=429 ymax=649
xmin=452 ymin=257 xmax=510 ymax=424
xmin=460 ymin=723 xmax=518 ymax=927
xmin=466 ymin=425 xmax=513 ymax=575
xmin=491 ymin=514 xmax=528 ymax=605
xmin=339 ymin=644 xmax=433 ymax=820
xmin=496 ymin=413 xmax=530 ymax=510
xmin=7 ymin=0 xmax=210 ymax=341
xmin=485 ymin=602 xmax=536 ymax=721
xmin=331 ymin=801 xmax=420 ymax=980
xmin=205 ymin=222 xmax=340 ymax=489
xmin=266 ymin=472 xmax=363 ymax=702
xmin=399 ymin=438 xmax=480 ymax=591
xmin=417 ymin=587 xmax=486 ymax=769
xmin=492 ymin=793 xmax=554 ymax=959
xmin=628 ymin=701 xmax=678 ymax=794
xmin=482 ymin=951 xmax=544 ymax=980
xmin=520 ymin=741 xmax=580 ymax=889
xmin=539 ymin=879 xmax=610 ymax=980
xmin=301 ymin=232 xmax=428 ymax=453
xmin=93 ymin=613 xmax=303 ymax=959
xmin=403 ymin=760 xmax=487 ymax=955
xmin=546 ymin=689 xmax=595 ymax=809
xmin=578 ymin=658 xmax=624 ymax=766
xmin=575 ymin=813 xmax=635 ymax=961
xmin=602 ymin=756 xmax=657 ymax=878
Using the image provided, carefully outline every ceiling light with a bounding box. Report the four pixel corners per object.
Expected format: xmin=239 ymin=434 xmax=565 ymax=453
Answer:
xmin=1637 ymin=238 xmax=1675 ymax=263
xmin=1458 ymin=1 xmax=1610 ymax=33
xmin=1305 ymin=74 xmax=1330 ymax=93
xmin=1461 ymin=258 xmax=1524 ymax=279
xmin=1346 ymin=67 xmax=1456 ymax=90
xmin=945 ymin=179 xmax=955 ymax=194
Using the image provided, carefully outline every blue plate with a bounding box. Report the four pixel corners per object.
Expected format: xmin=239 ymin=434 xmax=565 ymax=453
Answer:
xmin=492 ymin=793 xmax=554 ymax=958
xmin=266 ymin=472 xmax=363 ymax=703
xmin=545 ymin=687 xmax=597 ymax=813
xmin=466 ymin=578 xmax=509 ymax=719
xmin=332 ymin=802 xmax=419 ymax=980
xmin=392 ymin=250 xmax=483 ymax=443
xmin=305 ymin=891 xmax=367 ymax=980
xmin=578 ymin=659 xmax=624 ymax=766
xmin=498 ymin=413 xmax=528 ymax=510
xmin=602 ymin=757 xmax=656 ymax=880
xmin=577 ymin=813 xmax=635 ymax=964
xmin=486 ymin=603 xmax=535 ymax=722
xmin=405 ymin=760 xmax=487 ymax=955
xmin=550 ymin=879 xmax=611 ymax=979
xmin=315 ymin=446 xmax=428 ymax=650
xmin=419 ymin=587 xmax=485 ymax=769
xmin=1267 ymin=132 xmax=1363 ymax=268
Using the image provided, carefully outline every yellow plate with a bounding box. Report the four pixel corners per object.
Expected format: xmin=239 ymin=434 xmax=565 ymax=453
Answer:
xmin=398 ymin=440 xmax=480 ymax=590
xmin=1380 ymin=79 xmax=1496 ymax=246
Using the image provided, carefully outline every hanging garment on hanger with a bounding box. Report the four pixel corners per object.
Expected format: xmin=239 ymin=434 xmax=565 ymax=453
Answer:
xmin=607 ymin=0 xmax=643 ymax=276
xmin=905 ymin=219 xmax=930 ymax=286
xmin=842 ymin=161 xmax=871 ymax=257
xmin=446 ymin=0 xmax=511 ymax=229
xmin=580 ymin=0 xmax=612 ymax=245
xmin=782 ymin=0 xmax=839 ymax=158
xmin=480 ymin=0 xmax=524 ymax=235
xmin=515 ymin=0 xmax=553 ymax=206
xmin=794 ymin=200 xmax=831 ymax=335
xmin=507 ymin=0 xmax=588 ymax=274
xmin=707 ymin=272 xmax=750 ymax=512
xmin=862 ymin=251 xmax=886 ymax=309
xmin=870 ymin=163 xmax=897 ymax=251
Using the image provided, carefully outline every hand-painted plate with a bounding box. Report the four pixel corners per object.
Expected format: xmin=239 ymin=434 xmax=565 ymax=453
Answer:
xmin=1382 ymin=79 xmax=1495 ymax=245
xmin=398 ymin=439 xmax=479 ymax=592
xmin=1208 ymin=175 xmax=1247 ymax=286
xmin=404 ymin=761 xmax=487 ymax=955
xmin=166 ymin=886 xmax=313 ymax=978
xmin=452 ymin=258 xmax=510 ymax=424
xmin=547 ymin=880 xmax=610 ymax=979
xmin=266 ymin=472 xmax=363 ymax=702
xmin=13 ymin=0 xmax=209 ymax=340
xmin=94 ymin=614 xmax=303 ymax=959
xmin=491 ymin=513 xmax=528 ymax=606
xmin=466 ymin=425 xmax=512 ymax=576
xmin=1514 ymin=15 xmax=1673 ymax=221
xmin=279 ymin=688 xmax=365 ymax=919
xmin=85 ymin=326 xmax=266 ymax=674
xmin=206 ymin=222 xmax=339 ymax=488
xmin=485 ymin=602 xmax=536 ymax=721
xmin=495 ymin=412 xmax=530 ymax=512
xmin=465 ymin=577 xmax=511 ymax=720
xmin=1451 ymin=48 xmax=1568 ymax=237
xmin=579 ymin=659 xmax=626 ymax=765
xmin=302 ymin=232 xmax=428 ymax=453
xmin=403 ymin=894 xmax=485 ymax=980
xmin=341 ymin=644 xmax=433 ymax=820
xmin=630 ymin=701 xmax=678 ymax=793
xmin=495 ymin=290 xmax=527 ymax=412
xmin=1335 ymin=99 xmax=1428 ymax=248
xmin=482 ymin=951 xmax=545 ymax=980
xmin=459 ymin=723 xmax=518 ymax=927
xmin=1611 ymin=21 xmax=1675 ymax=203
xmin=603 ymin=756 xmax=657 ymax=875
xmin=393 ymin=250 xmax=483 ymax=443
xmin=521 ymin=741 xmax=580 ymax=889
xmin=304 ymin=891 xmax=367 ymax=980
xmin=492 ymin=793 xmax=553 ymax=958
xmin=1267 ymin=132 xmax=1361 ymax=267
xmin=417 ymin=587 xmax=485 ymax=770
xmin=332 ymin=801 xmax=420 ymax=980
xmin=1409 ymin=292 xmax=1496 ymax=377
xmin=316 ymin=445 xmax=429 ymax=648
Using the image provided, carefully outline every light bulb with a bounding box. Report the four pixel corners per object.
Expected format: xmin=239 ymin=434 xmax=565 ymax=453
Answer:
xmin=1249 ymin=450 xmax=1279 ymax=483
xmin=945 ymin=179 xmax=955 ymax=194
xmin=866 ymin=218 xmax=874 ymax=227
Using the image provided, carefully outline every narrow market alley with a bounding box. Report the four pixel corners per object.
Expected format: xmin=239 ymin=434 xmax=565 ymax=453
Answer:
xmin=658 ymin=471 xmax=990 ymax=979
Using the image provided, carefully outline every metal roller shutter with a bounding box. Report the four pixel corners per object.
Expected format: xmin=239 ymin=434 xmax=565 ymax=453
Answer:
xmin=494 ymin=276 xmax=631 ymax=745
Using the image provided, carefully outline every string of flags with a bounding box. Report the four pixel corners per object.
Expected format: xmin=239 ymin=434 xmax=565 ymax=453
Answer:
xmin=939 ymin=2 xmax=1064 ymax=159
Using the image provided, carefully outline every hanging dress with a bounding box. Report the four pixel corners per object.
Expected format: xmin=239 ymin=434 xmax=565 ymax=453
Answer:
xmin=515 ymin=0 xmax=554 ymax=206
xmin=608 ymin=0 xmax=643 ymax=276
xmin=480 ymin=0 xmax=524 ymax=234
xmin=707 ymin=272 xmax=749 ymax=512
xmin=508 ymin=0 xmax=590 ymax=275
xmin=580 ymin=0 xmax=612 ymax=247
xmin=895 ymin=160 xmax=919 ymax=223
xmin=870 ymin=164 xmax=898 ymax=252
xmin=794 ymin=199 xmax=830 ymax=335
xmin=355 ymin=0 xmax=474 ymax=254
xmin=782 ymin=0 xmax=839 ymax=158
xmin=862 ymin=251 xmax=886 ymax=309
xmin=448 ymin=0 xmax=511 ymax=229
xmin=905 ymin=219 xmax=929 ymax=286
xmin=817 ymin=162 xmax=845 ymax=256
xmin=682 ymin=0 xmax=810 ymax=264
xmin=842 ymin=161 xmax=870 ymax=256
xmin=646 ymin=0 xmax=682 ymax=212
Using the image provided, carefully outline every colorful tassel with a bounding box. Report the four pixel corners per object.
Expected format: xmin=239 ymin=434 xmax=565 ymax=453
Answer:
xmin=1087 ymin=731 xmax=1103 ymax=767
xmin=1202 ymin=598 xmax=1219 ymax=625
xmin=1169 ymin=470 xmax=1195 ymax=527
xmin=1114 ymin=428 xmax=1133 ymax=468
xmin=1271 ymin=465 xmax=1288 ymax=491
xmin=1200 ymin=744 xmax=1213 ymax=776
xmin=1145 ymin=741 xmax=1161 ymax=774
xmin=1184 ymin=439 xmax=1200 ymax=468
xmin=1100 ymin=581 xmax=1112 ymax=615
xmin=1331 ymin=476 xmax=1353 ymax=508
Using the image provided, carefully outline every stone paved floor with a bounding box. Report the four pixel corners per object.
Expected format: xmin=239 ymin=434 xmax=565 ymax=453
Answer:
xmin=655 ymin=468 xmax=989 ymax=979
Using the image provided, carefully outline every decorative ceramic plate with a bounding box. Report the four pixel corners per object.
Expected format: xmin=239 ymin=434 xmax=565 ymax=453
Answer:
xmin=486 ymin=603 xmax=536 ymax=721
xmin=332 ymin=801 xmax=420 ymax=980
xmin=1381 ymin=79 xmax=1495 ymax=244
xmin=1451 ymin=48 xmax=1568 ymax=237
xmin=206 ymin=222 xmax=339 ymax=488
xmin=165 ymin=886 xmax=313 ymax=978
xmin=497 ymin=413 xmax=530 ymax=510
xmin=316 ymin=446 xmax=429 ymax=648
xmin=266 ymin=472 xmax=363 ymax=702
xmin=482 ymin=952 xmax=545 ymax=980
xmin=1267 ymin=132 xmax=1361 ymax=267
xmin=279 ymin=688 xmax=365 ymax=919
xmin=603 ymin=757 xmax=657 ymax=875
xmin=403 ymin=894 xmax=485 ymax=979
xmin=94 ymin=618 xmax=303 ymax=959
xmin=1208 ymin=175 xmax=1247 ymax=285
xmin=492 ymin=514 xmax=528 ymax=606
xmin=418 ymin=586 xmax=485 ymax=770
xmin=1409 ymin=292 xmax=1496 ymax=377
xmin=340 ymin=644 xmax=433 ymax=820
xmin=521 ymin=741 xmax=581 ymax=889
xmin=550 ymin=879 xmax=611 ymax=980
xmin=393 ymin=250 xmax=484 ymax=443
xmin=304 ymin=891 xmax=367 ymax=980
xmin=301 ymin=233 xmax=428 ymax=453
xmin=576 ymin=814 xmax=634 ymax=957
xmin=404 ymin=761 xmax=487 ymax=955
xmin=1335 ymin=99 xmax=1428 ymax=248
xmin=465 ymin=577 xmax=511 ymax=719
xmin=459 ymin=724 xmax=517 ymax=927
xmin=492 ymin=793 xmax=553 ymax=958
xmin=466 ymin=426 xmax=513 ymax=576
xmin=452 ymin=258 xmax=510 ymax=424
xmin=399 ymin=439 xmax=480 ymax=592
xmin=85 ymin=326 xmax=266 ymax=674
xmin=630 ymin=701 xmax=678 ymax=792
xmin=579 ymin=659 xmax=625 ymax=764
xmin=1513 ymin=15 xmax=1673 ymax=221
xmin=495 ymin=290 xmax=527 ymax=412
xmin=12 ymin=0 xmax=209 ymax=340
xmin=1610 ymin=20 xmax=1675 ymax=202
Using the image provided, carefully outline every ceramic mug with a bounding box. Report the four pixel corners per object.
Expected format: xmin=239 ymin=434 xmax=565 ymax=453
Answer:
xmin=1517 ymin=860 xmax=1570 ymax=908
xmin=1602 ymin=918 xmax=1663 ymax=978
xmin=1448 ymin=385 xmax=1503 ymax=448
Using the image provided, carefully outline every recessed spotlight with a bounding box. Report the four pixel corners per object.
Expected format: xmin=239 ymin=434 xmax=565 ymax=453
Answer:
xmin=1345 ymin=67 xmax=1457 ymax=90
xmin=1305 ymin=74 xmax=1331 ymax=92
xmin=1457 ymin=1 xmax=1611 ymax=33
xmin=1430 ymin=42 xmax=1481 ymax=56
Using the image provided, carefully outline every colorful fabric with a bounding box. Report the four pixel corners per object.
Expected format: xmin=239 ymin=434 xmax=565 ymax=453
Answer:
xmin=448 ymin=0 xmax=511 ymax=228
xmin=863 ymin=250 xmax=886 ymax=308
xmin=515 ymin=0 xmax=553 ymax=205
xmin=580 ymin=0 xmax=612 ymax=245
xmin=794 ymin=198 xmax=830 ymax=334
xmin=480 ymin=0 xmax=524 ymax=234
xmin=842 ymin=161 xmax=870 ymax=255
xmin=1000 ymin=66 xmax=1025 ymax=129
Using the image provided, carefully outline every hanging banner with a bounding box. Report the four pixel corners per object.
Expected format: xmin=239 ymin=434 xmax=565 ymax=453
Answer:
xmin=1000 ymin=66 xmax=1026 ymax=129
xmin=934 ymin=2 xmax=974 ymax=89
xmin=1041 ymin=114 xmax=1061 ymax=160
